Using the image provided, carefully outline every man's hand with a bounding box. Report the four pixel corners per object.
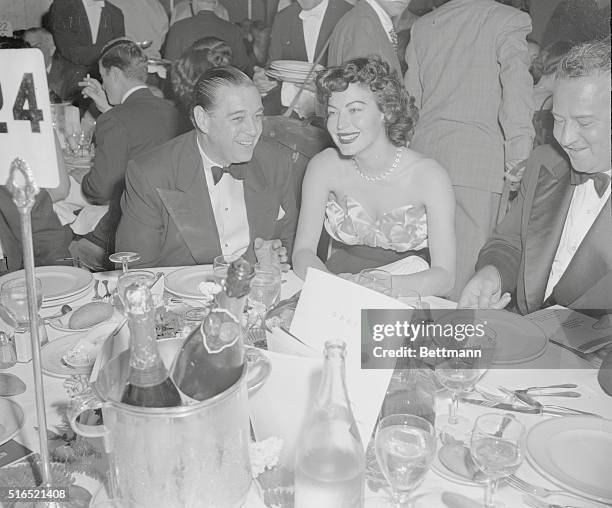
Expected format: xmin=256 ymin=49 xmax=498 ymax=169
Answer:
xmin=253 ymin=66 xmax=278 ymax=96
xmin=78 ymin=76 xmax=112 ymax=113
xmin=254 ymin=237 xmax=289 ymax=272
xmin=458 ymin=265 xmax=511 ymax=309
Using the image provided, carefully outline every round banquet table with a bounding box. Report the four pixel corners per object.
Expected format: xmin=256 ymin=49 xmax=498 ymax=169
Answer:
xmin=1 ymin=266 xmax=611 ymax=508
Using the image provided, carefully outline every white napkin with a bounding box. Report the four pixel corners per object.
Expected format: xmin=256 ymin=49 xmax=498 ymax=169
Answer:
xmin=280 ymin=82 xmax=316 ymax=119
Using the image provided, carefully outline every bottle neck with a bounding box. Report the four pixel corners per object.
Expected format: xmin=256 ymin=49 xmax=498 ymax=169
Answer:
xmin=317 ymin=351 xmax=351 ymax=410
xmin=217 ymin=291 xmax=248 ymax=319
xmin=128 ymin=308 xmax=165 ymax=374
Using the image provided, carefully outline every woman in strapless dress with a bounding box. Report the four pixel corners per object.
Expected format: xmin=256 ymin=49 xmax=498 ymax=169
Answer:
xmin=292 ymin=56 xmax=456 ymax=297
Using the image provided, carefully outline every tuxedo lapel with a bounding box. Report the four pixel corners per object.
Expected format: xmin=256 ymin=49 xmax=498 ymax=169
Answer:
xmin=157 ymin=135 xmax=222 ymax=263
xmin=293 ymin=15 xmax=308 ymax=61
xmin=523 ymin=161 xmax=574 ymax=312
xmin=552 ymin=196 xmax=612 ymax=307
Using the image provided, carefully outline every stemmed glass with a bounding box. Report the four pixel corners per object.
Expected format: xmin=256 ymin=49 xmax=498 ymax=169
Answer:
xmin=434 ymin=324 xmax=497 ymax=442
xmin=374 ymin=414 xmax=436 ymax=508
xmin=109 ymin=252 xmax=141 ymax=274
xmin=470 ymin=413 xmax=525 ymax=507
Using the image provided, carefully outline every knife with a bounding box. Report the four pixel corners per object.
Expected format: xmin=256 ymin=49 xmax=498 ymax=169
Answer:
xmin=461 ymin=398 xmax=597 ymax=417
xmin=577 ymin=335 xmax=612 ymax=353
xmin=441 ymin=492 xmax=482 ymax=508
xmin=549 ymin=339 xmax=602 ymax=367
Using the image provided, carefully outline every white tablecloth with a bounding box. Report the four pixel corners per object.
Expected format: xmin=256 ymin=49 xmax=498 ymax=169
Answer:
xmin=2 ymin=267 xmax=611 ymax=508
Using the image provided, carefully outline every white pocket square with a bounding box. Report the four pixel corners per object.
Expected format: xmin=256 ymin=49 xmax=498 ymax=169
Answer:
xmin=277 ymin=206 xmax=285 ymax=220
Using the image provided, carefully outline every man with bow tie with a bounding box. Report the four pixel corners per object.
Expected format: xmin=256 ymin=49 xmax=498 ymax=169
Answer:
xmin=459 ymin=40 xmax=611 ymax=316
xmin=115 ymin=66 xmax=298 ymax=268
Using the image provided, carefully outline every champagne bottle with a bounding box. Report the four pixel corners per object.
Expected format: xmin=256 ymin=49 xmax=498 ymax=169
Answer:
xmin=295 ymin=340 xmax=365 ymax=508
xmin=120 ymin=282 xmax=181 ymax=407
xmin=170 ymin=258 xmax=254 ymax=402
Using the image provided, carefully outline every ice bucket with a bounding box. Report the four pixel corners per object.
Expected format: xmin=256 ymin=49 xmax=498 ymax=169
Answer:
xmin=69 ymin=339 xmax=270 ymax=508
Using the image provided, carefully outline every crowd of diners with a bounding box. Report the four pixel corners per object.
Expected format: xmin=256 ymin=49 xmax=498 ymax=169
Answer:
xmin=0 ymin=0 xmax=610 ymax=390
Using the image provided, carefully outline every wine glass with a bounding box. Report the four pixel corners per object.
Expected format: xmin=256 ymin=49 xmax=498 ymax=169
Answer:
xmin=374 ymin=414 xmax=436 ymax=508
xmin=109 ymin=252 xmax=141 ymax=274
xmin=0 ymin=278 xmax=43 ymax=326
xmin=116 ymin=270 xmax=156 ymax=311
xmin=470 ymin=413 xmax=525 ymax=508
xmin=434 ymin=324 xmax=497 ymax=442
xmin=358 ymin=269 xmax=392 ymax=296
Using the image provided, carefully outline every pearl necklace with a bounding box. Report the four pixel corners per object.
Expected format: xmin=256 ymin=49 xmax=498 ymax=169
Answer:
xmin=352 ymin=148 xmax=402 ymax=183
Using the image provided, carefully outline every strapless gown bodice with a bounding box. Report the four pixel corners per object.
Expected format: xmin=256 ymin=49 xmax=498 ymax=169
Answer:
xmin=324 ymin=193 xmax=428 ymax=252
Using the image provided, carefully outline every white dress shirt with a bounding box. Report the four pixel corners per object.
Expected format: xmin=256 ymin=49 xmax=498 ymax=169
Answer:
xmin=82 ymin=0 xmax=104 ymax=43
xmin=299 ymin=0 xmax=329 ymax=63
xmin=197 ymin=139 xmax=250 ymax=258
xmin=363 ymin=0 xmax=394 ymax=44
xmin=544 ymin=169 xmax=611 ymax=300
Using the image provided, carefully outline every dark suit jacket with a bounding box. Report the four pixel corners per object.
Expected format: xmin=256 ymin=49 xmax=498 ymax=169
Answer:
xmin=163 ymin=10 xmax=250 ymax=73
xmin=268 ymin=0 xmax=353 ymax=66
xmin=49 ymin=0 xmax=125 ymax=101
xmin=81 ymin=88 xmax=181 ymax=253
xmin=328 ymin=0 xmax=401 ymax=76
xmin=477 ymin=144 xmax=612 ymax=315
xmin=116 ymin=131 xmax=298 ymax=268
xmin=0 ymin=188 xmax=72 ymax=273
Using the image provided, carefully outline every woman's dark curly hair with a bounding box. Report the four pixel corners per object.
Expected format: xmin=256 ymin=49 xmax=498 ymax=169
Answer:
xmin=316 ymin=56 xmax=418 ymax=146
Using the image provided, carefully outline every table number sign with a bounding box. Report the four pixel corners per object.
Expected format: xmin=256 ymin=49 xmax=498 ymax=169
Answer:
xmin=0 ymin=19 xmax=12 ymax=37
xmin=0 ymin=49 xmax=59 ymax=188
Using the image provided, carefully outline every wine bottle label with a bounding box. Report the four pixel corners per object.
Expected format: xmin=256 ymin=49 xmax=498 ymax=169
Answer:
xmin=201 ymin=308 xmax=241 ymax=354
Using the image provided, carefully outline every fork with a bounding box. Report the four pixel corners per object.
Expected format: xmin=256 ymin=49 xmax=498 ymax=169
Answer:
xmin=523 ymin=493 xmax=584 ymax=508
xmin=102 ymin=280 xmax=111 ymax=298
xmin=91 ymin=280 xmax=102 ymax=300
xmin=506 ymin=475 xmax=581 ymax=500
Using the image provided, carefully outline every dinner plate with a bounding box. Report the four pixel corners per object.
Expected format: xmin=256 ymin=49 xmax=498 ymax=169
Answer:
xmin=270 ymin=59 xmax=318 ymax=70
xmin=0 ymin=398 xmax=25 ymax=446
xmin=0 ymin=266 xmax=93 ymax=303
xmin=526 ymin=416 xmax=612 ymax=503
xmin=165 ymin=265 xmax=216 ymax=299
xmin=265 ymin=69 xmax=315 ymax=85
xmin=485 ymin=311 xmax=549 ymax=365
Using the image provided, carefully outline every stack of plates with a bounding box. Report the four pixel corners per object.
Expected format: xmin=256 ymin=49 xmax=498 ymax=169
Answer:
xmin=0 ymin=266 xmax=94 ymax=308
xmin=266 ymin=60 xmax=323 ymax=84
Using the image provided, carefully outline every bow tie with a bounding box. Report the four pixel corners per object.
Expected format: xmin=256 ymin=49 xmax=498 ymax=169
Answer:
xmin=211 ymin=165 xmax=246 ymax=185
xmin=570 ymin=170 xmax=611 ymax=198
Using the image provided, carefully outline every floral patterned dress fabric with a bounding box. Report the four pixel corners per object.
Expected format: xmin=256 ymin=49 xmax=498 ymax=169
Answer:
xmin=324 ymin=193 xmax=428 ymax=252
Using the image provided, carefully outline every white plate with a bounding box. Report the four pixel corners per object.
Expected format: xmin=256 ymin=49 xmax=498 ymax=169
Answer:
xmin=270 ymin=59 xmax=319 ymax=71
xmin=165 ymin=265 xmax=216 ymax=299
xmin=265 ymin=70 xmax=315 ymax=85
xmin=526 ymin=416 xmax=612 ymax=504
xmin=42 ymin=324 xmax=125 ymax=377
xmin=0 ymin=266 xmax=93 ymax=302
xmin=0 ymin=398 xmax=25 ymax=446
xmin=486 ymin=311 xmax=549 ymax=365
xmin=40 ymin=284 xmax=93 ymax=309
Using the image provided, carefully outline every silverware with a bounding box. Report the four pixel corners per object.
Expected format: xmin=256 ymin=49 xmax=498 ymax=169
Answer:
xmin=509 ymin=476 xmax=577 ymax=499
xmin=43 ymin=304 xmax=73 ymax=322
xmin=520 ymin=384 xmax=578 ymax=392
xmin=461 ymin=398 xmax=600 ymax=417
xmin=577 ymin=335 xmax=612 ymax=353
xmin=524 ymin=493 xmax=583 ymax=508
xmin=102 ymin=280 xmax=111 ymax=298
xmin=92 ymin=280 xmax=102 ymax=300
xmin=549 ymin=339 xmax=602 ymax=367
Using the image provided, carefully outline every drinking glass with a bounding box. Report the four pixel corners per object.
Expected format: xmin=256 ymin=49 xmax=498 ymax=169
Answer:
xmin=116 ymin=270 xmax=156 ymax=310
xmin=213 ymin=254 xmax=241 ymax=285
xmin=0 ymin=278 xmax=43 ymax=325
xmin=374 ymin=414 xmax=436 ymax=508
xmin=109 ymin=252 xmax=141 ymax=274
xmin=393 ymin=289 xmax=421 ymax=310
xmin=358 ymin=269 xmax=392 ymax=296
xmin=470 ymin=413 xmax=525 ymax=508
xmin=249 ymin=264 xmax=282 ymax=311
xmin=434 ymin=325 xmax=497 ymax=442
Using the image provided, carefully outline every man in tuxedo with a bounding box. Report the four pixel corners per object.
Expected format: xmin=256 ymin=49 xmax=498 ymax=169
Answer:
xmin=73 ymin=39 xmax=181 ymax=269
xmin=115 ymin=66 xmax=298 ymax=268
xmin=327 ymin=0 xmax=409 ymax=77
xmin=163 ymin=0 xmax=250 ymax=73
xmin=48 ymin=0 xmax=125 ymax=103
xmin=459 ymin=40 xmax=611 ymax=315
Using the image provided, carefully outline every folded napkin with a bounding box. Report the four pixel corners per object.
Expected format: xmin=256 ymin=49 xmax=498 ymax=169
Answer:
xmin=70 ymin=205 xmax=108 ymax=235
xmin=280 ymin=82 xmax=316 ymax=119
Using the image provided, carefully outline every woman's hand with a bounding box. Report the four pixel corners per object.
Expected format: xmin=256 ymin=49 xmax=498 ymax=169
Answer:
xmin=78 ymin=76 xmax=112 ymax=113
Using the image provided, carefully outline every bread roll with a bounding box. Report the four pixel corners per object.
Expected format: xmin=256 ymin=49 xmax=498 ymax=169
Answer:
xmin=69 ymin=301 xmax=114 ymax=329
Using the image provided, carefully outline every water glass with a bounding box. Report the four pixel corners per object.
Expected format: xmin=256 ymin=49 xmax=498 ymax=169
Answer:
xmin=116 ymin=270 xmax=156 ymax=310
xmin=249 ymin=264 xmax=282 ymax=311
xmin=213 ymin=254 xmax=241 ymax=285
xmin=0 ymin=278 xmax=43 ymax=325
xmin=470 ymin=413 xmax=525 ymax=508
xmin=375 ymin=414 xmax=436 ymax=507
xmin=358 ymin=269 xmax=392 ymax=296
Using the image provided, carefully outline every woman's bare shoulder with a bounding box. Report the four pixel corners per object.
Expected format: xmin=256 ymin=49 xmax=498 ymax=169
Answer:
xmin=307 ymin=147 xmax=345 ymax=174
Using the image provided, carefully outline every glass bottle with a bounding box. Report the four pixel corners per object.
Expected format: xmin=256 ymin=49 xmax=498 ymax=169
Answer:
xmin=170 ymin=258 xmax=254 ymax=402
xmin=295 ymin=340 xmax=365 ymax=508
xmin=120 ymin=281 xmax=181 ymax=407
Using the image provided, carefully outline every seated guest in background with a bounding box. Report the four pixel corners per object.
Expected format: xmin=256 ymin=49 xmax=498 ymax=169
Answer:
xmin=104 ymin=0 xmax=169 ymax=59
xmin=170 ymin=0 xmax=230 ymax=24
xmin=0 ymin=187 xmax=73 ymax=273
xmin=22 ymin=27 xmax=64 ymax=102
xmin=242 ymin=20 xmax=270 ymax=69
xmin=72 ymin=39 xmax=181 ymax=269
xmin=163 ymin=0 xmax=250 ymax=73
xmin=116 ymin=67 xmax=298 ymax=268
xmin=171 ymin=39 xmax=233 ymax=132
xmin=48 ymin=0 xmax=125 ymax=104
xmin=327 ymin=0 xmax=409 ymax=77
xmin=531 ymin=40 xmax=573 ymax=147
xmin=292 ymin=57 xmax=455 ymax=297
xmin=459 ymin=40 xmax=611 ymax=314
xmin=191 ymin=35 xmax=233 ymax=65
